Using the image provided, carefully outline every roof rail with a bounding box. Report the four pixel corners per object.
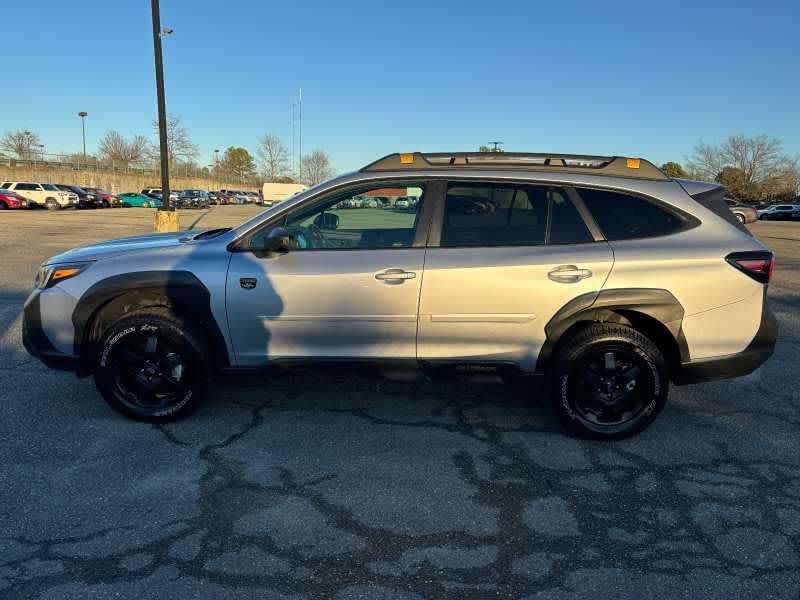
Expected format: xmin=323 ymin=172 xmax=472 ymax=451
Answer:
xmin=360 ymin=152 xmax=668 ymax=181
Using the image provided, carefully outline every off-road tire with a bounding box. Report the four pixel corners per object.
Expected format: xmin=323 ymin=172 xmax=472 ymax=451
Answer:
xmin=94 ymin=308 xmax=212 ymax=422
xmin=552 ymin=323 xmax=668 ymax=440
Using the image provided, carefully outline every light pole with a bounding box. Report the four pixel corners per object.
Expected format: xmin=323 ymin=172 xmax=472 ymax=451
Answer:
xmin=150 ymin=0 xmax=176 ymax=231
xmin=77 ymin=112 xmax=88 ymax=161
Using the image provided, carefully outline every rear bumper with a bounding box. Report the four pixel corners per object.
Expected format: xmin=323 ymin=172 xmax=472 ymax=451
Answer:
xmin=675 ymin=299 xmax=777 ymax=384
xmin=22 ymin=290 xmax=81 ymax=372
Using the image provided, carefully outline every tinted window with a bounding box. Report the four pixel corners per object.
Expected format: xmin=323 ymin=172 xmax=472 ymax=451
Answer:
xmin=441 ymin=183 xmax=547 ymax=247
xmin=579 ymin=188 xmax=685 ymax=240
xmin=16 ymin=183 xmax=38 ymax=191
xmin=549 ymin=191 xmax=592 ymax=244
xmin=257 ymin=183 xmax=427 ymax=250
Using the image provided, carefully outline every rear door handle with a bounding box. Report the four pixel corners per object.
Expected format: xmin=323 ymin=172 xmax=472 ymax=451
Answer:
xmin=548 ymin=265 xmax=592 ymax=283
xmin=375 ymin=269 xmax=417 ymax=284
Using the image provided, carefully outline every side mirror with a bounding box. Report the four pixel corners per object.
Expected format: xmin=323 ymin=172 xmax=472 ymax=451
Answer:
xmin=251 ymin=226 xmax=293 ymax=255
xmin=313 ymin=212 xmax=339 ymax=230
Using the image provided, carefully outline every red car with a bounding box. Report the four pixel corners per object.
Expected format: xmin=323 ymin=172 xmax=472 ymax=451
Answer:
xmin=0 ymin=189 xmax=28 ymax=209
xmin=83 ymin=187 xmax=121 ymax=208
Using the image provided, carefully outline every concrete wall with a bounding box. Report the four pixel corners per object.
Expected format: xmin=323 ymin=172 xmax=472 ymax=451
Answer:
xmin=0 ymin=164 xmax=260 ymax=195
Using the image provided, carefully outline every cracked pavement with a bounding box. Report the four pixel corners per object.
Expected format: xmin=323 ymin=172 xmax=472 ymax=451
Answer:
xmin=1 ymin=208 xmax=799 ymax=599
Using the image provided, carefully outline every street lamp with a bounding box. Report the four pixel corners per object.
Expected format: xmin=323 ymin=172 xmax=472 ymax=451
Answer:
xmin=77 ymin=112 xmax=88 ymax=160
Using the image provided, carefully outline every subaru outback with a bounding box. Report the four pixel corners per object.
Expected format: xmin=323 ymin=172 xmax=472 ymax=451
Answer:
xmin=22 ymin=152 xmax=777 ymax=438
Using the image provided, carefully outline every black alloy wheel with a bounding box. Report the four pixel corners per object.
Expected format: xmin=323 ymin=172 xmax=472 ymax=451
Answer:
xmin=568 ymin=343 xmax=653 ymax=428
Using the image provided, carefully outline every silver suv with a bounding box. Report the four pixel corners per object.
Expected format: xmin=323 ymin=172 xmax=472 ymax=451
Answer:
xmin=23 ymin=152 xmax=777 ymax=438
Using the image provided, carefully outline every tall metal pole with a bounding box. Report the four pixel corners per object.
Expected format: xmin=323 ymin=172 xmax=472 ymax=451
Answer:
xmin=298 ymin=88 xmax=302 ymax=180
xmin=78 ymin=112 xmax=88 ymax=159
xmin=151 ymin=0 xmax=171 ymax=211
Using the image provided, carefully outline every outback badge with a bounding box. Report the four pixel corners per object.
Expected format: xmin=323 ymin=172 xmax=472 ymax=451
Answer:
xmin=240 ymin=277 xmax=257 ymax=290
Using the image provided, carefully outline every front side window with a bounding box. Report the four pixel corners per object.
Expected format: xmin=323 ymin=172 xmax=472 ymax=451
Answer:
xmin=578 ymin=188 xmax=686 ymax=240
xmin=254 ymin=183 xmax=428 ymax=251
xmin=42 ymin=184 xmax=59 ymax=191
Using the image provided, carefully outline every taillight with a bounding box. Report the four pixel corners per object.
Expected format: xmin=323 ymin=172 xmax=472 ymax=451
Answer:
xmin=725 ymin=251 xmax=774 ymax=284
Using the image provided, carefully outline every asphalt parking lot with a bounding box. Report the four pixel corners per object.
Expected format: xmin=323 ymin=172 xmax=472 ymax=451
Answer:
xmin=1 ymin=207 xmax=799 ymax=599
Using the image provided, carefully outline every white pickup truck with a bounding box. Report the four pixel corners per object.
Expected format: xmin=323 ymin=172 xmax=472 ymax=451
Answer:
xmin=0 ymin=181 xmax=77 ymax=209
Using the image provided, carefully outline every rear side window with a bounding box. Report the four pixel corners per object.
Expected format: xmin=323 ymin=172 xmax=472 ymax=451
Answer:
xmin=578 ymin=188 xmax=686 ymax=240
xmin=440 ymin=183 xmax=593 ymax=247
xmin=441 ymin=183 xmax=547 ymax=247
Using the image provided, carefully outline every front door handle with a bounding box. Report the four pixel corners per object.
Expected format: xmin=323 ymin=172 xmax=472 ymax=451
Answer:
xmin=548 ymin=265 xmax=592 ymax=283
xmin=375 ymin=268 xmax=416 ymax=284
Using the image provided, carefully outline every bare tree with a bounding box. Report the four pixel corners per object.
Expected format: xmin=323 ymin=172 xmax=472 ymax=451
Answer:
xmin=257 ymin=134 xmax=289 ymax=181
xmin=151 ymin=114 xmax=199 ymax=166
xmin=687 ymin=135 xmax=792 ymax=199
xmin=301 ymin=150 xmax=334 ymax=186
xmin=0 ymin=129 xmax=42 ymax=160
xmin=98 ymin=131 xmax=149 ymax=166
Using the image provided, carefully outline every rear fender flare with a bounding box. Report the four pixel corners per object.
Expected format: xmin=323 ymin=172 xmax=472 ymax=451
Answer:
xmin=537 ymin=288 xmax=688 ymax=373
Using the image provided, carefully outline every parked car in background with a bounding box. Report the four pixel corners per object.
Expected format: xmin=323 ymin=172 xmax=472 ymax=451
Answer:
xmin=0 ymin=188 xmax=28 ymax=209
xmin=0 ymin=182 xmax=76 ymax=209
xmin=394 ymin=197 xmax=410 ymax=210
xmin=207 ymin=192 xmax=221 ymax=205
xmin=141 ymin=188 xmax=178 ymax=204
xmin=212 ymin=191 xmax=233 ymax=205
xmin=177 ymin=189 xmax=210 ymax=209
xmin=118 ymin=193 xmax=162 ymax=208
xmin=724 ymin=198 xmax=758 ymax=224
xmin=55 ymin=184 xmax=102 ymax=209
xmin=757 ymin=203 xmax=800 ymax=220
xmin=83 ymin=187 xmax=120 ymax=208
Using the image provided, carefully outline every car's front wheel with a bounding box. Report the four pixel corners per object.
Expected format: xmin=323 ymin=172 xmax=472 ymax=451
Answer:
xmin=552 ymin=323 xmax=668 ymax=439
xmin=94 ymin=308 xmax=211 ymax=421
xmin=735 ymin=213 xmax=746 ymax=224
xmin=45 ymin=198 xmax=59 ymax=210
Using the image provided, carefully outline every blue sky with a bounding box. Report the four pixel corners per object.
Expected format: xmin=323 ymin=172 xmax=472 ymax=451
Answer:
xmin=2 ymin=0 xmax=797 ymax=173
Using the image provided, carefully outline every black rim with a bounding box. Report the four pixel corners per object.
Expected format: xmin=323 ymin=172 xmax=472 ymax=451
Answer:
xmin=568 ymin=343 xmax=654 ymax=427
xmin=107 ymin=329 xmax=192 ymax=414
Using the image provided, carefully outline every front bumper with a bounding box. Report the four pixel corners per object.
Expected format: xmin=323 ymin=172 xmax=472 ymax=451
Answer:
xmin=675 ymin=299 xmax=777 ymax=384
xmin=22 ymin=290 xmax=81 ymax=372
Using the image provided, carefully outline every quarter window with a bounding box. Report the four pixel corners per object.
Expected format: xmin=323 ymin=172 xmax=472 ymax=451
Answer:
xmin=578 ymin=188 xmax=686 ymax=240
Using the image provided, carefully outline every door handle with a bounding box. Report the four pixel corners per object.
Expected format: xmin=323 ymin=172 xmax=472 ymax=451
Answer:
xmin=548 ymin=265 xmax=592 ymax=283
xmin=375 ymin=269 xmax=416 ymax=284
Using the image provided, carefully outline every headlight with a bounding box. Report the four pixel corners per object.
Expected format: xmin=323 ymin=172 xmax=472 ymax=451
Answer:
xmin=34 ymin=262 xmax=92 ymax=289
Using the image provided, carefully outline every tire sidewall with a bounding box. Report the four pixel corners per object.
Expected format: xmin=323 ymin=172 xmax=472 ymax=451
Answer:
xmin=554 ymin=328 xmax=668 ymax=439
xmin=94 ymin=313 xmax=209 ymax=421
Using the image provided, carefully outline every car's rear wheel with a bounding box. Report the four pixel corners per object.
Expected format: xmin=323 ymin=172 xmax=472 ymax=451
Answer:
xmin=94 ymin=308 xmax=211 ymax=421
xmin=0 ymin=201 xmax=6 ymax=209
xmin=552 ymin=323 xmax=668 ymax=439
